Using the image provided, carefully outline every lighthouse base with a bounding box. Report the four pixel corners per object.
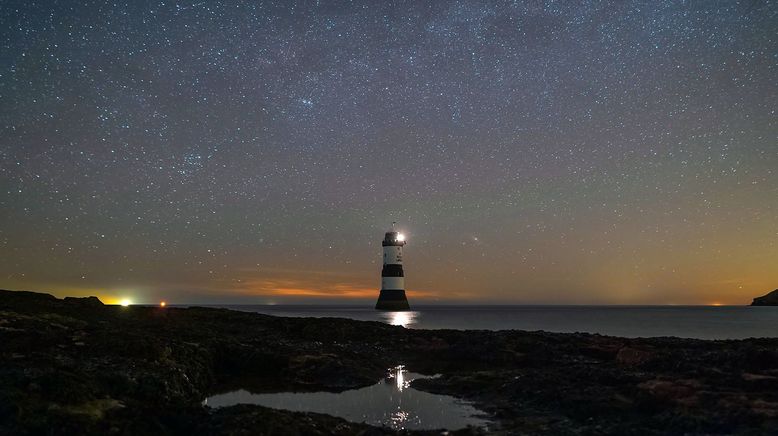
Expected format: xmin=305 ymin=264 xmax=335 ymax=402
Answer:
xmin=375 ymin=289 xmax=410 ymax=311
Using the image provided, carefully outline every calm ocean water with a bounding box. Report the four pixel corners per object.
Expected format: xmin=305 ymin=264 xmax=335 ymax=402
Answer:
xmin=209 ymin=305 xmax=778 ymax=340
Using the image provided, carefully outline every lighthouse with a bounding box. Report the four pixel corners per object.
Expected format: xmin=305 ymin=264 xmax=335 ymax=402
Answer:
xmin=375 ymin=225 xmax=410 ymax=311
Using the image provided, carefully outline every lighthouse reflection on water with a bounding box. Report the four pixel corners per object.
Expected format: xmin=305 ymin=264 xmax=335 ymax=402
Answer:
xmin=204 ymin=364 xmax=490 ymax=431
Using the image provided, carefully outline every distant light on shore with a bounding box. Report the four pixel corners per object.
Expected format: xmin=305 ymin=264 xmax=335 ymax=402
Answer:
xmin=120 ymin=299 xmax=131 ymax=307
xmin=160 ymin=301 xmax=167 ymax=307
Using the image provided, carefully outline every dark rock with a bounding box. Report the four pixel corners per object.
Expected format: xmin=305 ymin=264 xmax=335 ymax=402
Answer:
xmin=0 ymin=289 xmax=58 ymax=308
xmin=751 ymin=289 xmax=778 ymax=306
xmin=2 ymin=289 xmax=778 ymax=435
xmin=615 ymin=346 xmax=654 ymax=366
xmin=638 ymin=378 xmax=701 ymax=402
xmin=63 ymin=296 xmax=104 ymax=307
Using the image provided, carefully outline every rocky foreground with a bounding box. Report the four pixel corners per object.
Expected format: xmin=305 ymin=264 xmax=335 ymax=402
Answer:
xmin=2 ymin=291 xmax=778 ymax=435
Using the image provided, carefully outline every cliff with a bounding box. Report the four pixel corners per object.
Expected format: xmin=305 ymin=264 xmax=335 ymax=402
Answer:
xmin=751 ymin=289 xmax=778 ymax=306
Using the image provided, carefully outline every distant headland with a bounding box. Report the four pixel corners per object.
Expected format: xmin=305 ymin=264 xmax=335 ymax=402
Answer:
xmin=751 ymin=289 xmax=778 ymax=306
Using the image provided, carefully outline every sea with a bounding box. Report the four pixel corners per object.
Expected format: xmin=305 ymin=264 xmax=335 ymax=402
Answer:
xmin=209 ymin=305 xmax=778 ymax=340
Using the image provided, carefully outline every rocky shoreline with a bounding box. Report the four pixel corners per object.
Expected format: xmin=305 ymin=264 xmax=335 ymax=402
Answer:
xmin=2 ymin=290 xmax=778 ymax=435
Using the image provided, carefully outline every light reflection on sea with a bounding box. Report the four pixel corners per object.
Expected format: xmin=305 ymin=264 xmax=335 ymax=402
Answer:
xmin=381 ymin=310 xmax=418 ymax=328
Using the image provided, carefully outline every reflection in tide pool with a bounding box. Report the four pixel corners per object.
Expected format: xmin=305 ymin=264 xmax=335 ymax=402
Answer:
xmin=204 ymin=365 xmax=489 ymax=431
xmin=381 ymin=311 xmax=418 ymax=328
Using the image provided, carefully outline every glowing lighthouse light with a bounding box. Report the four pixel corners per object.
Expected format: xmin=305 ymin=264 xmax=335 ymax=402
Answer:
xmin=375 ymin=224 xmax=411 ymax=311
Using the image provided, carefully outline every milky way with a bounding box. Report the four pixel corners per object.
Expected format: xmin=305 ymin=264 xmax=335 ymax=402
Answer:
xmin=1 ymin=1 xmax=776 ymax=304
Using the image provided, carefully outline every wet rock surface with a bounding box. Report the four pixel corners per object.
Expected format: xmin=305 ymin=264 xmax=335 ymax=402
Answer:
xmin=1 ymin=290 xmax=778 ymax=435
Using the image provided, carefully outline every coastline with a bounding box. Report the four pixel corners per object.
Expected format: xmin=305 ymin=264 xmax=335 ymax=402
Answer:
xmin=2 ymin=290 xmax=777 ymax=435
xmin=194 ymin=303 xmax=778 ymax=340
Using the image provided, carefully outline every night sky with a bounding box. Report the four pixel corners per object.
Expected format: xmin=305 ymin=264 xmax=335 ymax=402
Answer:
xmin=1 ymin=1 xmax=776 ymax=305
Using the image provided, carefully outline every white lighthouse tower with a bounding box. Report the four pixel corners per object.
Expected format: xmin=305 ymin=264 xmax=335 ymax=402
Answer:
xmin=375 ymin=224 xmax=410 ymax=311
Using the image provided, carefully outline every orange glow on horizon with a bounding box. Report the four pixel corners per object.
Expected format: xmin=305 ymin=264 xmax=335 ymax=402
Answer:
xmin=225 ymin=273 xmax=447 ymax=300
xmin=6 ymin=261 xmax=771 ymax=305
xmin=269 ymin=287 xmax=375 ymax=298
xmin=261 ymin=287 xmax=441 ymax=299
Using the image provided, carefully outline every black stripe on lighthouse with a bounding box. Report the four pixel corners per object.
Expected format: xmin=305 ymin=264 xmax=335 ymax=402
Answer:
xmin=381 ymin=264 xmax=404 ymax=277
xmin=376 ymin=289 xmax=408 ymax=302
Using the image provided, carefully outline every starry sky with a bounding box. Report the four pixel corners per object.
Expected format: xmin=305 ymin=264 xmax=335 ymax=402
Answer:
xmin=1 ymin=1 xmax=776 ymax=305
